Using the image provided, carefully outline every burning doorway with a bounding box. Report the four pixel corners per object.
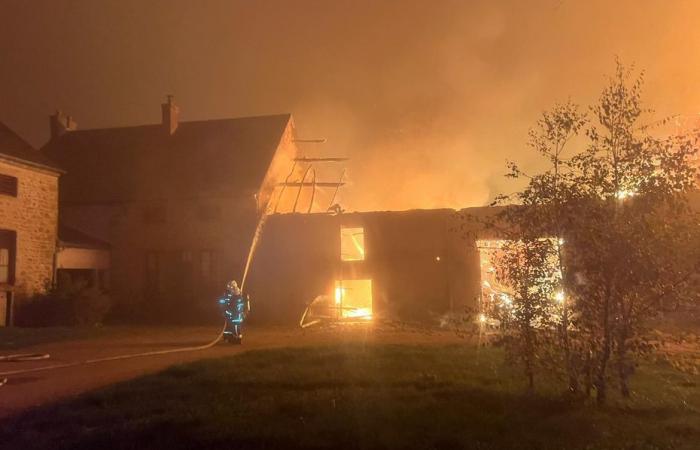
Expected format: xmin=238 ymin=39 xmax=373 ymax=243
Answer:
xmin=335 ymin=279 xmax=372 ymax=319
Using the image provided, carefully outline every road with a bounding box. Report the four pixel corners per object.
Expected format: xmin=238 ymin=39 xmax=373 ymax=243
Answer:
xmin=0 ymin=323 xmax=464 ymax=418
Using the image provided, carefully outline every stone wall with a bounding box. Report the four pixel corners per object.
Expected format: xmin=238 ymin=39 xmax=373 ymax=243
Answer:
xmin=245 ymin=208 xmax=489 ymax=324
xmin=0 ymin=159 xmax=59 ymax=301
xmin=58 ymin=119 xmax=302 ymax=322
xmin=61 ymin=194 xmax=261 ymax=322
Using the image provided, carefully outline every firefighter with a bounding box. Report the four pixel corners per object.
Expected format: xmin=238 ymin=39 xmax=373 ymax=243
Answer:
xmin=218 ymin=280 xmax=250 ymax=344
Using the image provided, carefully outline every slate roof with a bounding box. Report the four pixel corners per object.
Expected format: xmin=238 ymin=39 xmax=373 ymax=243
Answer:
xmin=58 ymin=224 xmax=111 ymax=249
xmin=41 ymin=114 xmax=291 ymax=204
xmin=0 ymin=121 xmax=62 ymax=172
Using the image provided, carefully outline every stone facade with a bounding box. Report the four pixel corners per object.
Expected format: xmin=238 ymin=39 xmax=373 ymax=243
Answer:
xmin=0 ymin=158 xmax=59 ymax=303
xmin=61 ymin=194 xmax=261 ymax=320
xmin=49 ymin=110 xmax=301 ymax=322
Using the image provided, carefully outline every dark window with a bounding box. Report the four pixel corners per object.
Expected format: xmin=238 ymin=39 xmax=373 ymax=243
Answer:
xmin=0 ymin=230 xmax=16 ymax=285
xmin=0 ymin=249 xmax=9 ymax=283
xmin=0 ymin=174 xmax=18 ymax=197
xmin=199 ymin=250 xmax=213 ymax=280
xmin=142 ymin=204 xmax=167 ymax=224
xmin=197 ymin=203 xmax=221 ymax=221
xmin=98 ymin=269 xmax=110 ymax=291
xmin=177 ymin=251 xmax=195 ymax=295
xmin=145 ymin=251 xmax=160 ymax=293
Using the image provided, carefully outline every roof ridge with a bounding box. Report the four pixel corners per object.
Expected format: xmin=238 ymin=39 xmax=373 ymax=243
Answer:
xmin=42 ymin=112 xmax=293 ymax=204
xmin=0 ymin=120 xmax=63 ymax=171
xmin=60 ymin=113 xmax=292 ymax=134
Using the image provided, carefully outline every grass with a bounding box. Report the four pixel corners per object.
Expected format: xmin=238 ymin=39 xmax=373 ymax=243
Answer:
xmin=1 ymin=343 xmax=699 ymax=449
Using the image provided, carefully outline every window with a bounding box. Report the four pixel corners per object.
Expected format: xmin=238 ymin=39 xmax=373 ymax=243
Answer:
xmin=145 ymin=251 xmax=161 ymax=293
xmin=199 ymin=250 xmax=213 ymax=279
xmin=476 ymin=239 xmax=562 ymax=321
xmin=0 ymin=249 xmax=9 ymax=283
xmin=178 ymin=251 xmax=195 ymax=295
xmin=142 ymin=204 xmax=167 ymax=224
xmin=334 ymin=279 xmax=372 ymax=319
xmin=0 ymin=174 xmax=18 ymax=197
xmin=0 ymin=230 xmax=15 ymax=285
xmin=197 ymin=203 xmax=222 ymax=221
xmin=340 ymin=227 xmax=365 ymax=261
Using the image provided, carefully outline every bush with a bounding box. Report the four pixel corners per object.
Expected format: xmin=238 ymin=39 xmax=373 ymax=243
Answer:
xmin=72 ymin=289 xmax=111 ymax=326
xmin=16 ymin=276 xmax=112 ymax=327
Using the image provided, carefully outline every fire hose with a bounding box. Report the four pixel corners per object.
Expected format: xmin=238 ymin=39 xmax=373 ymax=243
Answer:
xmin=0 ymin=202 xmax=270 ymax=388
xmin=0 ymin=322 xmax=226 ymax=388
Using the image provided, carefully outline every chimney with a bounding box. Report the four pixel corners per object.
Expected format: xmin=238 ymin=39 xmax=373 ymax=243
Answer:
xmin=49 ymin=110 xmax=78 ymax=139
xmin=161 ymin=95 xmax=179 ymax=135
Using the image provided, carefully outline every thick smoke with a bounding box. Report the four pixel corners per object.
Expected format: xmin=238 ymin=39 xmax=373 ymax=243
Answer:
xmin=1 ymin=0 xmax=699 ymax=211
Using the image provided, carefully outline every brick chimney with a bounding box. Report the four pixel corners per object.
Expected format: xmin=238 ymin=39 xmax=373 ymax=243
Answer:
xmin=161 ymin=95 xmax=179 ymax=135
xmin=49 ymin=110 xmax=78 ymax=139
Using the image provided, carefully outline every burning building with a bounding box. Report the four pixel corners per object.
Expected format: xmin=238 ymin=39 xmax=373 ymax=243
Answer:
xmin=41 ymin=98 xmax=503 ymax=324
xmin=244 ymin=207 xmax=497 ymax=324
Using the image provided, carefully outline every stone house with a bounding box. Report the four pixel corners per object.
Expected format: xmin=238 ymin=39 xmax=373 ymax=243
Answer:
xmin=43 ymin=98 xmax=300 ymax=321
xmin=0 ymin=121 xmax=62 ymax=326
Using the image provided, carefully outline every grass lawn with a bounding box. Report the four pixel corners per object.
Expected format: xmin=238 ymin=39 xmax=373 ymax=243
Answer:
xmin=1 ymin=343 xmax=699 ymax=449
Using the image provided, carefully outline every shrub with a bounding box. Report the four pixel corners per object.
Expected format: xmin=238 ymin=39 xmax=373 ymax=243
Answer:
xmin=16 ymin=275 xmax=112 ymax=327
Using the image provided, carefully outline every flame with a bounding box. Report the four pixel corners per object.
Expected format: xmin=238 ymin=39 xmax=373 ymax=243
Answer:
xmin=335 ymin=287 xmax=344 ymax=304
xmin=350 ymin=233 xmax=365 ymax=259
xmin=615 ymin=190 xmax=636 ymax=200
xmin=345 ymin=307 xmax=372 ymax=319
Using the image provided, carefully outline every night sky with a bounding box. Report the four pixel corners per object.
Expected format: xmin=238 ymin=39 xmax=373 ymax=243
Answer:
xmin=1 ymin=0 xmax=699 ymax=211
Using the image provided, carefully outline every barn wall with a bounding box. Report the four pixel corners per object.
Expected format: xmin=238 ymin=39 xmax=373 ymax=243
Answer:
xmin=246 ymin=208 xmax=487 ymax=324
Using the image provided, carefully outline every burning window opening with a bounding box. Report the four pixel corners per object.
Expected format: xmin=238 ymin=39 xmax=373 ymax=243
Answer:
xmin=477 ymin=238 xmax=565 ymax=326
xmin=476 ymin=240 xmax=510 ymax=327
xmin=340 ymin=227 xmax=365 ymax=261
xmin=334 ymin=279 xmax=372 ymax=320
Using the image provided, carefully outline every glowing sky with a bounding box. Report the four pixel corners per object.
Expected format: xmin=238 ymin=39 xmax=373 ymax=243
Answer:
xmin=1 ymin=0 xmax=699 ymax=211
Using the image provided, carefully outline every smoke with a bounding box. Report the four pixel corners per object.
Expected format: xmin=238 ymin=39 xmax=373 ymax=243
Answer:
xmin=1 ymin=0 xmax=700 ymax=212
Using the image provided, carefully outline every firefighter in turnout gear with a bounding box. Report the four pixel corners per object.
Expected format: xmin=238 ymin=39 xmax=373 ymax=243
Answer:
xmin=218 ymin=280 xmax=250 ymax=344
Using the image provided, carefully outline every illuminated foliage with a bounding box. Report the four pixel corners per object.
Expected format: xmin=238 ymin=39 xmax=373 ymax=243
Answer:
xmin=485 ymin=61 xmax=700 ymax=403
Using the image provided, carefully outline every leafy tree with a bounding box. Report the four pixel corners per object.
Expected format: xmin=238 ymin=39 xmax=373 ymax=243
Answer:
xmin=489 ymin=101 xmax=587 ymax=394
xmin=492 ymin=238 xmax=560 ymax=393
xmin=565 ymin=64 xmax=699 ymax=403
xmin=484 ymin=62 xmax=700 ymax=404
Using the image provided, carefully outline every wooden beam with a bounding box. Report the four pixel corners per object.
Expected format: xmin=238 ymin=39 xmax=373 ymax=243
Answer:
xmin=293 ymin=157 xmax=349 ymax=162
xmin=278 ymin=182 xmax=346 ymax=187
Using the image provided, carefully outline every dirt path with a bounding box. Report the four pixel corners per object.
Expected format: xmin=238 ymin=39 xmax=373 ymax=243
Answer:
xmin=0 ymin=324 xmax=465 ymax=418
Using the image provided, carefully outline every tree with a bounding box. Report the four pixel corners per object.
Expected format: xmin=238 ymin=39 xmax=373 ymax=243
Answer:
xmin=485 ymin=61 xmax=700 ymax=404
xmin=492 ymin=237 xmax=560 ymax=393
xmin=489 ymin=101 xmax=587 ymax=394
xmin=566 ymin=63 xmax=699 ymax=403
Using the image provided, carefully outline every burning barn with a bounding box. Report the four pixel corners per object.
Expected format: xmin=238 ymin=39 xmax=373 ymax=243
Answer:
xmin=41 ymin=97 xmax=502 ymax=324
xmin=244 ymin=208 xmax=496 ymax=324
